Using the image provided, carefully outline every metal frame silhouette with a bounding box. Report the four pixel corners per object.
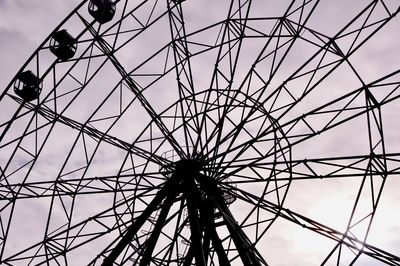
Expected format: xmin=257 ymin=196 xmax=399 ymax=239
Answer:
xmin=1 ymin=0 xmax=400 ymax=265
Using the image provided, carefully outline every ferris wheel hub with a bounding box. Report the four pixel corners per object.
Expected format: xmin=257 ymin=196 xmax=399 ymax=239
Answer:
xmin=173 ymin=158 xmax=203 ymax=179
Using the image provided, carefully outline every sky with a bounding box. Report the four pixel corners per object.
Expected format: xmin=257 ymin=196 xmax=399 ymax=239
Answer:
xmin=1 ymin=0 xmax=400 ymax=265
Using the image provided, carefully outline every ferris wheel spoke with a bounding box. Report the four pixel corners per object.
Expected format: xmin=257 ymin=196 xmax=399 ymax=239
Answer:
xmin=232 ymin=184 xmax=400 ymax=265
xmin=0 ymin=181 xmax=161 ymax=265
xmin=18 ymin=98 xmax=167 ymax=166
xmin=223 ymin=155 xmax=392 ymax=263
xmin=2 ymin=0 xmax=400 ymax=264
xmin=0 ymin=102 xmax=167 ymax=263
xmin=203 ymin=0 xmax=254 ymax=159
xmin=0 ymin=98 xmax=99 ymax=262
xmin=0 ymin=101 xmax=62 ymax=260
xmin=222 ymin=153 xmax=400 ymax=183
xmin=0 ymin=94 xmax=167 ymax=226
xmin=78 ymin=13 xmax=185 ymax=158
xmin=194 ymin=0 xmax=255 ymax=157
xmin=97 ymin=19 xmax=247 ymax=158
xmin=259 ymin=0 xmax=398 ymax=117
xmin=268 ymin=70 xmax=399 ymax=153
xmin=205 ymin=0 xmax=399 ymax=166
xmin=203 ymin=0 xmax=320 ymax=168
xmin=258 ymin=0 xmax=399 ymax=121
xmin=166 ymin=0 xmax=203 ymax=154
xmin=211 ymin=67 xmax=400 ymax=177
xmin=39 ymin=150 xmax=163 ymax=264
xmin=0 ymin=171 xmax=164 ymax=200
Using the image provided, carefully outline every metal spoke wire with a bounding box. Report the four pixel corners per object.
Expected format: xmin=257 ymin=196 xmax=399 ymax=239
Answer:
xmin=1 ymin=0 xmax=400 ymax=265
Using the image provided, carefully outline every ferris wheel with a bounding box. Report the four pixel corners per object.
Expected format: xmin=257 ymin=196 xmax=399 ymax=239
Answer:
xmin=1 ymin=0 xmax=400 ymax=265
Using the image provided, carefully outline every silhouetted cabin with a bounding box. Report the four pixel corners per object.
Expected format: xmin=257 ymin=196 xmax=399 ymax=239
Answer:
xmin=49 ymin=29 xmax=77 ymax=61
xmin=223 ymin=191 xmax=236 ymax=205
xmin=14 ymin=71 xmax=42 ymax=102
xmin=88 ymin=0 xmax=116 ymax=24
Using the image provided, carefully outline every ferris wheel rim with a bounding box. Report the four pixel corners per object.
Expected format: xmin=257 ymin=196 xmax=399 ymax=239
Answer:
xmin=1 ymin=0 xmax=400 ymax=265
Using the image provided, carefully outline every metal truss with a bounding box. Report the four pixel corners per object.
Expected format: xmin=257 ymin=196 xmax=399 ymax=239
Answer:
xmin=1 ymin=0 xmax=400 ymax=265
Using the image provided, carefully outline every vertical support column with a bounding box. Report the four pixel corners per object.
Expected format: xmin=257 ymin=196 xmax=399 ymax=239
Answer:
xmin=182 ymin=244 xmax=194 ymax=266
xmin=139 ymin=187 xmax=179 ymax=266
xmin=211 ymin=194 xmax=264 ymax=266
xmin=102 ymin=181 xmax=174 ymax=266
xmin=183 ymin=173 xmax=232 ymax=265
xmin=183 ymin=177 xmax=207 ymax=266
xmin=200 ymin=200 xmax=232 ymax=266
xmin=197 ymin=174 xmax=266 ymax=266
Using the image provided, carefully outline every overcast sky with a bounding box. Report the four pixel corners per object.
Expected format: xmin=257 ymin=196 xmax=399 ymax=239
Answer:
xmin=1 ymin=0 xmax=400 ymax=265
